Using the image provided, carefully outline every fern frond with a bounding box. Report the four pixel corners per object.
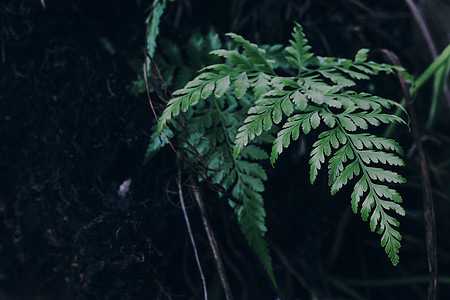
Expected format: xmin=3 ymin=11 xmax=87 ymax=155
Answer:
xmin=158 ymin=33 xmax=279 ymax=134
xmin=270 ymin=108 xmax=320 ymax=165
xmin=154 ymin=23 xmax=410 ymax=274
xmin=317 ymin=123 xmax=405 ymax=264
xmin=147 ymin=31 xmax=280 ymax=284
xmin=230 ymin=177 xmax=276 ymax=286
xmin=234 ymin=88 xmax=298 ymax=157
xmin=157 ymin=72 xmax=231 ymax=132
xmin=183 ymin=93 xmax=277 ymax=285
xmin=147 ymin=0 xmax=173 ymax=60
xmin=301 ymin=109 xmax=407 ymax=265
xmin=226 ymin=33 xmax=274 ymax=73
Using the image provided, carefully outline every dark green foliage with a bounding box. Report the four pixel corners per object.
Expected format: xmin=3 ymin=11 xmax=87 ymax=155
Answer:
xmin=153 ymin=23 xmax=409 ymax=284
xmin=146 ymin=0 xmax=175 ymax=60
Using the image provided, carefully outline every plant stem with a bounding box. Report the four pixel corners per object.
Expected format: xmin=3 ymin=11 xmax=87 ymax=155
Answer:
xmin=177 ymin=169 xmax=208 ymax=300
xmin=404 ymin=0 xmax=438 ymax=59
xmin=189 ymin=177 xmax=234 ymax=300
xmin=382 ymin=50 xmax=439 ymax=300
xmin=412 ymin=44 xmax=450 ymax=95
xmin=384 ymin=42 xmax=450 ymax=137
xmin=408 ymin=79 xmax=439 ymax=300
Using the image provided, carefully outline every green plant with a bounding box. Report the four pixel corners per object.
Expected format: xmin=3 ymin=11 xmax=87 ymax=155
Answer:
xmin=128 ymin=0 xmax=175 ymax=96
xmin=413 ymin=44 xmax=450 ymax=130
xmin=151 ymin=23 xmax=409 ymax=284
xmin=384 ymin=44 xmax=450 ymax=137
xmin=146 ymin=0 xmax=174 ymax=60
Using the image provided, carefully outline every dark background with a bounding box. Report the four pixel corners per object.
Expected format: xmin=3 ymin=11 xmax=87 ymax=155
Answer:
xmin=1 ymin=0 xmax=450 ymax=299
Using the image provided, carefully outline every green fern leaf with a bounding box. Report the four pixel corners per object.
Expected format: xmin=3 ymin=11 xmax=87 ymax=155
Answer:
xmin=354 ymin=48 xmax=370 ymax=63
xmin=230 ymin=185 xmax=276 ymax=285
xmin=309 ymin=128 xmax=346 ymax=183
xmin=147 ymin=0 xmax=171 ymax=60
xmin=154 ymin=23 xmax=410 ymax=272
xmin=358 ymin=150 xmax=404 ymax=166
xmin=234 ymin=72 xmax=251 ymax=98
xmin=365 ymin=167 xmax=406 ymax=183
xmin=348 ymin=133 xmax=403 ymax=154
xmin=188 ymin=93 xmax=277 ymax=285
xmin=319 ymin=70 xmax=356 ymax=87
xmin=144 ymin=127 xmax=174 ymax=163
xmin=330 ymin=160 xmax=361 ymax=194
xmin=157 ymin=73 xmax=229 ymax=132
xmin=252 ymin=72 xmax=272 ymax=100
xmin=286 ymin=23 xmax=314 ymax=71
xmin=234 ymin=89 xmax=293 ymax=157
xmin=291 ymin=90 xmax=308 ymax=110
xmin=214 ymin=75 xmax=231 ymax=97
xmin=328 ymin=144 xmax=354 ymax=184
xmin=226 ymin=33 xmax=274 ymax=72
xmin=241 ymin=145 xmax=269 ymax=160
xmin=270 ymin=112 xmax=312 ymax=165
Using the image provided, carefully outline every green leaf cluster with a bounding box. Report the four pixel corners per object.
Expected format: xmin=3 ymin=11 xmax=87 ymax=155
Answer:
xmin=153 ymin=23 xmax=409 ymax=283
xmin=196 ymin=95 xmax=275 ymax=284
xmin=144 ymin=31 xmax=277 ymax=284
xmin=158 ymin=91 xmax=276 ymax=285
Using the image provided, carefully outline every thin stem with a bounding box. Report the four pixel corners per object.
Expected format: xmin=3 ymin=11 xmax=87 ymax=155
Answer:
xmin=177 ymin=170 xmax=208 ymax=300
xmin=404 ymin=0 xmax=437 ymax=59
xmin=404 ymin=0 xmax=450 ymax=112
xmin=405 ymin=75 xmax=439 ymax=300
xmin=382 ymin=50 xmax=438 ymax=300
xmin=189 ymin=178 xmax=233 ymax=300
xmin=212 ymin=97 xmax=236 ymax=152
